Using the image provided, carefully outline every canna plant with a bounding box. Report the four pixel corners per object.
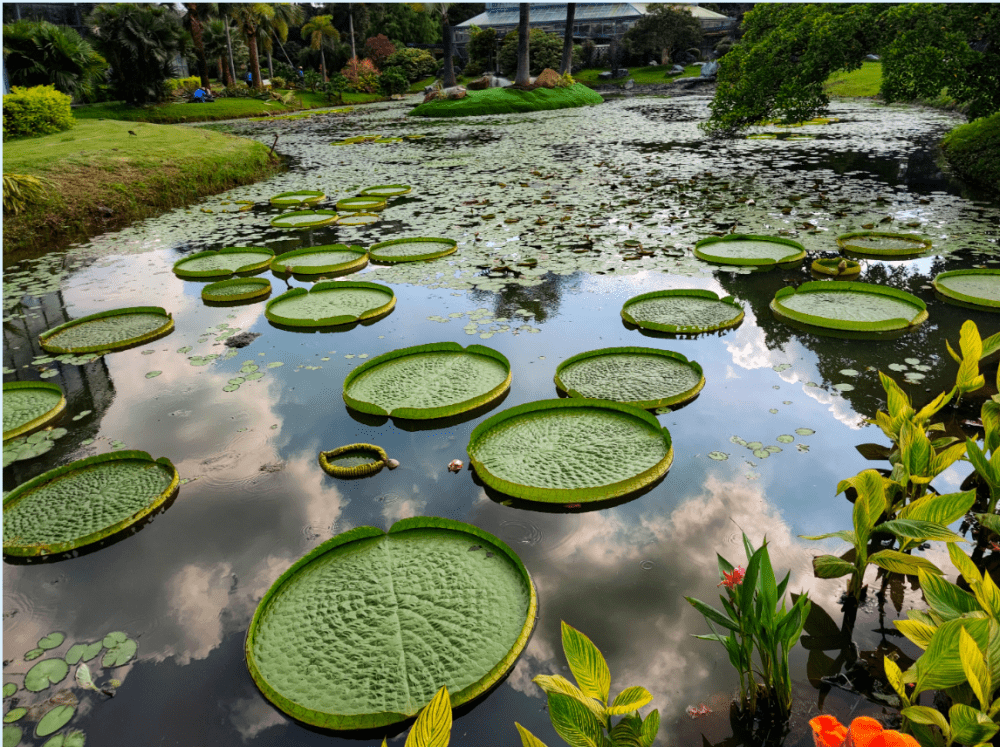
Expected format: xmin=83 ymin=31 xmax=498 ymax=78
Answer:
xmin=965 ymin=368 xmax=1000 ymax=516
xmin=380 ymin=684 xmax=452 ymax=747
xmin=946 ymin=321 xmax=1000 ymax=403
xmin=517 ymin=621 xmax=660 ymax=747
xmin=686 ymin=533 xmax=811 ymax=718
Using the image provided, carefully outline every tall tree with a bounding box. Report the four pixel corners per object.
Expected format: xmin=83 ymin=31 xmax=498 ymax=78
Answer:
xmin=229 ymin=3 xmax=273 ymax=88
xmin=301 ymin=14 xmax=339 ymax=82
xmin=183 ymin=3 xmax=210 ymax=86
xmin=221 ymin=6 xmax=237 ymax=85
xmin=201 ymin=17 xmax=230 ymax=83
xmin=411 ymin=3 xmax=455 ymax=88
xmin=560 ymin=3 xmax=575 ymax=75
xmin=2 ymin=18 xmax=107 ymax=99
xmin=514 ymin=3 xmax=530 ymax=86
xmin=256 ymin=3 xmax=303 ymax=78
xmin=348 ymin=3 xmax=356 ymax=61
xmin=621 ymin=4 xmax=702 ymax=67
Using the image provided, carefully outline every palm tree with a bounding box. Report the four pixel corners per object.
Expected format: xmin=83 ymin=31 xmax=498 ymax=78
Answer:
xmin=201 ymin=18 xmax=231 ymax=84
xmin=301 ymin=14 xmax=339 ymax=82
xmin=229 ymin=3 xmax=274 ymax=89
xmin=514 ymin=3 xmax=531 ymax=86
xmin=183 ymin=3 xmax=211 ymax=86
xmin=256 ymin=3 xmax=303 ymax=79
xmin=220 ymin=6 xmax=238 ymax=86
xmin=3 ymin=18 xmax=107 ymax=100
xmin=560 ymin=3 xmax=575 ymax=75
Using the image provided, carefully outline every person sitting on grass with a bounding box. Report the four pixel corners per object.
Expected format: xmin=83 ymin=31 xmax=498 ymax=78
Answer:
xmin=191 ymin=85 xmax=215 ymax=103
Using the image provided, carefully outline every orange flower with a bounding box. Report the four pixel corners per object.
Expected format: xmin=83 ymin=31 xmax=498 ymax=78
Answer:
xmin=810 ymin=716 xmax=920 ymax=747
xmin=810 ymin=714 xmax=847 ymax=747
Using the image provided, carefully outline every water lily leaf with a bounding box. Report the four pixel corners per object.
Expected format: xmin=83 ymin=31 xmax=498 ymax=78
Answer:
xmin=554 ymin=348 xmax=704 ymax=409
xmin=265 ymin=281 xmax=395 ymax=328
xmin=3 ymin=725 xmax=21 ymax=747
xmin=708 ymin=451 xmax=729 ymax=461
xmin=776 ymin=435 xmax=795 ymax=444
xmin=773 ymin=363 xmax=792 ymax=372
xmin=2 ymin=685 xmax=15 ymax=699
xmin=41 ymin=730 xmax=85 ymax=747
xmin=71 ymin=411 xmax=91 ymax=421
xmin=771 ymin=282 xmax=927 ymax=334
xmin=839 ymin=369 xmax=859 ymax=376
xmin=24 ymin=659 xmax=69 ymax=692
xmin=3 ymin=382 xmax=66 ymax=441
xmin=266 ymin=361 xmax=284 ymax=368
xmin=24 ymin=650 xmax=44 ymax=661
xmin=64 ymin=642 xmax=102 ymax=666
xmin=245 ymin=518 xmax=536 ymax=730
xmin=621 ymin=289 xmax=744 ymax=334
xmin=695 ymin=234 xmax=805 ymax=267
xmin=74 ymin=663 xmax=95 ymax=692
xmin=795 ymin=428 xmax=815 ymax=436
xmin=747 ymin=442 xmax=763 ymax=450
xmin=753 ymin=449 xmax=770 ymax=459
xmin=101 ymin=633 xmax=137 ymax=667
xmin=34 ymin=704 xmax=74 ymax=738
xmin=2 ymin=709 xmax=25 ymax=724
xmin=932 ymin=270 xmax=1000 ymax=312
xmin=174 ymin=247 xmax=274 ymax=278
xmin=369 ymin=238 xmax=457 ymax=264
xmin=730 ymin=436 xmax=747 ymax=446
xmin=836 ymin=231 xmax=931 ymax=257
xmin=144 ymin=371 xmax=162 ymax=379
xmin=270 ymin=245 xmax=368 ymax=277
xmin=39 ymin=308 xmax=173 ymax=354
xmin=37 ymin=633 xmax=64 ymax=651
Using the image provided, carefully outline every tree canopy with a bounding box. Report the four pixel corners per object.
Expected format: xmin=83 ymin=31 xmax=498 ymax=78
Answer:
xmin=2 ymin=19 xmax=107 ymax=99
xmin=621 ymin=4 xmax=702 ymax=66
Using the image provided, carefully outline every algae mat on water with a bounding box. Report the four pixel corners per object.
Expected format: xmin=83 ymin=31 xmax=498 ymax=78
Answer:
xmin=265 ymin=281 xmax=395 ymax=327
xmin=172 ymin=247 xmax=275 ymax=278
xmin=3 ymin=382 xmax=66 ymax=441
xmin=467 ymin=399 xmax=673 ymax=503
xmin=343 ymin=342 xmax=511 ymax=419
xmin=694 ymin=234 xmax=805 ymax=267
xmin=621 ymin=289 xmax=745 ymax=334
xmin=554 ymin=347 xmax=704 ymax=409
xmin=3 ymin=451 xmax=179 ymax=556
xmin=245 ymin=517 xmax=536 ymax=730
xmin=40 ymin=307 xmax=173 ymax=353
xmin=770 ymin=281 xmax=928 ymax=333
xmin=932 ymin=269 xmax=1000 ymax=311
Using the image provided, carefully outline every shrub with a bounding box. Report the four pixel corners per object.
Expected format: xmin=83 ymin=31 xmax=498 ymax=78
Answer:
xmin=384 ymin=47 xmax=437 ymax=82
xmin=303 ymin=70 xmax=323 ymax=92
xmin=467 ymin=25 xmax=498 ymax=74
xmin=166 ymin=76 xmax=201 ymax=93
xmin=3 ymin=85 xmax=74 ymax=141
xmin=363 ymin=34 xmax=395 ymax=69
xmin=2 ymin=19 xmax=107 ymax=101
xmin=499 ymin=28 xmax=563 ymax=75
xmin=380 ymin=66 xmax=409 ymax=97
xmin=941 ymin=112 xmax=1000 ymax=194
xmin=341 ymin=57 xmax=381 ymax=94
xmin=3 ymin=174 xmax=53 ymax=215
xmin=581 ymin=39 xmax=597 ymax=68
xmin=270 ymin=76 xmax=287 ymax=90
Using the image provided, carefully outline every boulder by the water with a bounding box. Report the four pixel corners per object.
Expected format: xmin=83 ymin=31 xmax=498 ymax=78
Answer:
xmin=534 ymin=68 xmax=561 ymax=89
xmin=700 ymin=61 xmax=719 ymax=77
xmin=669 ymin=64 xmax=685 ymax=76
xmin=624 ymin=78 xmax=635 ymax=90
xmin=444 ymin=87 xmax=467 ymax=100
xmin=467 ymin=76 xmax=491 ymax=90
xmin=422 ymin=90 xmax=444 ymax=104
xmin=423 ymin=79 xmax=442 ymax=94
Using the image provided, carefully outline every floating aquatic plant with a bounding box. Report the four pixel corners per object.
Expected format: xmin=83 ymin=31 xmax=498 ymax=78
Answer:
xmin=335 ymin=212 xmax=380 ymax=227
xmin=554 ymin=347 xmax=705 ymax=409
xmin=3 ymin=382 xmax=66 ymax=442
xmin=269 ymin=210 xmax=340 ymax=230
xmin=358 ymin=184 xmax=411 ymax=197
xmin=467 ymin=399 xmax=673 ymax=503
xmin=269 ymin=245 xmax=368 ymax=277
xmin=201 ymin=277 xmax=272 ymax=304
xmin=172 ymin=247 xmax=275 ymax=278
xmin=836 ymin=231 xmax=932 ymax=257
xmin=269 ymin=190 xmax=325 ymax=207
xmin=368 ymin=237 xmax=458 ymax=264
xmin=3 ymin=451 xmax=179 ymax=556
xmin=932 ymin=269 xmax=1000 ymax=311
xmin=342 ymin=342 xmax=511 ymax=419
xmin=621 ymin=289 xmax=745 ymax=334
xmin=694 ymin=234 xmax=806 ymax=268
xmin=244 ymin=517 xmax=536 ymax=730
xmin=811 ymin=257 xmax=860 ymax=278
xmin=264 ymin=281 xmax=395 ymax=327
xmin=318 ymin=443 xmax=388 ymax=478
xmin=40 ymin=307 xmax=173 ymax=354
xmin=335 ymin=196 xmax=387 ymax=212
xmin=770 ymin=281 xmax=928 ymax=334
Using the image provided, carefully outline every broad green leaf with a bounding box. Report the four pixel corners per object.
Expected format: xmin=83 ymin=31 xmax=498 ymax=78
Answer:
xmin=561 ymin=622 xmax=611 ymax=704
xmin=949 ymin=703 xmax=998 ymax=745
xmin=955 ymin=320 xmax=986 ymax=394
xmin=608 ymin=718 xmax=644 ymax=747
xmin=607 ymin=687 xmax=652 ymax=716
xmin=949 ymin=544 xmax=983 ymax=587
xmin=799 ymin=530 xmax=856 ymax=543
xmin=875 ymin=519 xmax=965 ymax=544
xmin=983 ymin=399 xmax=1000 ymax=454
xmin=640 ymin=710 xmax=659 ymax=747
xmin=966 ymin=441 xmax=1000 ymax=491
xmin=915 ymin=388 xmax=954 ymax=425
xmin=900 ymin=421 xmax=932 ymax=477
xmin=685 ymin=597 xmax=738 ymax=633
xmin=1 ymin=684 xmax=15 ymax=699
xmin=756 ymin=542 xmax=778 ymax=626
xmin=913 ymin=618 xmax=992 ymax=695
xmin=880 ymin=371 xmax=913 ymax=420
xmin=930 ymin=442 xmax=968 ymax=477
xmin=24 ymin=659 xmax=69 ymax=693
xmin=919 ymin=570 xmax=982 ymax=621
xmin=977 ymin=513 xmax=1000 ymax=538
xmin=515 ymin=723 xmax=550 ymax=747
xmin=35 ymin=704 xmax=74 ymax=738
xmin=405 ymin=685 xmax=451 ymax=747
xmin=960 ymin=627 xmax=991 ymax=711
xmin=899 ymin=490 xmax=977 ymax=526
xmin=853 ymin=469 xmax=887 ymax=548
xmin=884 ymin=656 xmax=907 ymax=703
xmin=3 ymin=726 xmax=21 ymax=747
xmin=101 ymin=632 xmax=137 ymax=667
xmin=811 ymin=555 xmax=855 ymax=579
xmin=64 ymin=642 xmax=103 ymax=666
xmin=2 ymin=710 xmax=24 ymax=724
xmin=37 ymin=633 xmax=64 ymax=651
xmin=548 ymin=692 xmax=608 ymax=747
xmin=903 ymin=705 xmax=950 ymax=736
xmin=533 ymin=676 xmax=606 ymax=721
xmin=869 ymin=550 xmax=942 ymax=576
xmin=982 ymin=331 xmax=1000 ymax=361
xmin=895 ymin=619 xmax=937 ymax=650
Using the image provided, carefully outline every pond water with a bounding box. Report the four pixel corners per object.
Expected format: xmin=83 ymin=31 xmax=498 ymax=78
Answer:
xmin=4 ymin=94 xmax=999 ymax=747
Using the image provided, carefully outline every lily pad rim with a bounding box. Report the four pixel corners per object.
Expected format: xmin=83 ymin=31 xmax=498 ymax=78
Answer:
xmin=318 ymin=442 xmax=388 ymax=478
xmin=694 ymin=233 xmax=806 ymax=267
xmin=172 ymin=246 xmax=276 ymax=278
xmin=358 ymin=184 xmax=411 ymax=197
xmin=269 ymin=189 xmax=326 ymax=206
xmin=771 ymin=280 xmax=929 ymax=332
xmin=368 ymin=237 xmax=458 ymax=264
xmin=263 ymin=280 xmax=396 ymax=328
xmin=621 ymin=288 xmax=745 ymax=334
xmin=2 ymin=381 xmax=66 ymax=442
xmin=269 ymin=210 xmax=341 ymax=230
xmin=269 ymin=244 xmax=369 ymax=276
xmin=835 ymin=230 xmax=933 ymax=257
xmin=201 ymin=277 xmax=273 ymax=303
xmin=39 ymin=306 xmax=174 ymax=354
xmin=811 ymin=257 xmax=861 ymax=277
xmin=931 ymin=268 xmax=1000 ymax=310
xmin=335 ymin=196 xmax=388 ymax=212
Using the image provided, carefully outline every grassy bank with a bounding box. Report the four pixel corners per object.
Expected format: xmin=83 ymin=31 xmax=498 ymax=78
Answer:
xmin=941 ymin=112 xmax=1000 ymax=195
xmin=409 ymin=83 xmax=603 ymax=118
xmin=574 ymin=65 xmax=702 ymax=87
xmin=823 ymin=61 xmax=882 ymax=97
xmin=3 ymin=119 xmax=281 ymax=261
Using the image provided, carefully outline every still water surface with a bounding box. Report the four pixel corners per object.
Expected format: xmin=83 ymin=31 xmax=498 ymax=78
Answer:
xmin=4 ymin=94 xmax=999 ymax=746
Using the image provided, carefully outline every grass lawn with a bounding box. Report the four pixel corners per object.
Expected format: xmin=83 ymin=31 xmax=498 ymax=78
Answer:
xmin=409 ymin=83 xmax=603 ymax=118
xmin=574 ymin=65 xmax=702 ymax=86
xmin=3 ymin=119 xmax=280 ymax=260
xmin=823 ymin=61 xmax=882 ymax=97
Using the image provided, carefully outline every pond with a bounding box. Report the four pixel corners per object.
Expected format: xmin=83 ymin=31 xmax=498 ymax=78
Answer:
xmin=3 ymin=93 xmax=999 ymax=747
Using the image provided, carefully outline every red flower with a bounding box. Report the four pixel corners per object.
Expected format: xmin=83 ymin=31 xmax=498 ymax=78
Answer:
xmin=718 ymin=566 xmax=746 ymax=589
xmin=810 ymin=715 xmax=920 ymax=747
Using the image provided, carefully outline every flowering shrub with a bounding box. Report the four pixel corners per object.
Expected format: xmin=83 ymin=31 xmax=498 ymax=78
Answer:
xmin=363 ymin=34 xmax=395 ymax=69
xmin=341 ymin=58 xmax=381 ymax=94
xmin=810 ymin=715 xmax=919 ymax=747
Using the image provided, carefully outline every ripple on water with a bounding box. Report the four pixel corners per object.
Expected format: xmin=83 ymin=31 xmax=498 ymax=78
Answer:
xmin=498 ymin=519 xmax=543 ymax=546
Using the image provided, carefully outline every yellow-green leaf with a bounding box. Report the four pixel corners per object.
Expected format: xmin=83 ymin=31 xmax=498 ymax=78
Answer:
xmin=869 ymin=549 xmax=943 ymax=576
xmin=561 ymin=621 xmax=611 ymax=704
xmin=405 ymin=685 xmax=452 ymax=747
xmin=548 ymin=692 xmax=607 ymax=747
xmin=903 ymin=705 xmax=950 ymax=737
xmin=607 ymin=686 xmax=653 ymax=716
xmin=515 ymin=723 xmax=550 ymax=747
xmin=960 ymin=627 xmax=991 ymax=711
xmin=949 ymin=543 xmax=983 ymax=587
xmin=533 ymin=675 xmax=606 ymax=721
xmin=895 ymin=619 xmax=937 ymax=650
xmin=884 ymin=656 xmax=908 ymax=704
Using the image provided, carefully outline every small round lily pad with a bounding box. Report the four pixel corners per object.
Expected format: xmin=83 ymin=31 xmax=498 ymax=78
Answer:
xmin=836 ymin=231 xmax=932 ymax=257
xmin=269 ymin=245 xmax=368 ymax=277
xmin=368 ymin=237 xmax=457 ymax=264
xmin=3 ymin=726 xmax=21 ymax=747
xmin=245 ymin=517 xmax=536 ymax=730
xmin=554 ymin=347 xmax=705 ymax=409
xmin=358 ymin=184 xmax=410 ymax=197
xmin=173 ymin=247 xmax=275 ymax=278
xmin=269 ymin=210 xmax=340 ymax=230
xmin=3 ymin=709 xmax=25 ymax=723
xmin=932 ymin=269 xmax=1000 ymax=311
xmin=269 ymin=190 xmax=325 ymax=206
xmin=101 ymin=632 xmax=137 ymax=667
xmin=335 ymin=196 xmax=387 ymax=212
xmin=621 ymin=289 xmax=745 ymax=334
xmin=467 ymin=399 xmax=674 ymax=503
xmin=40 ymin=307 xmax=173 ymax=354
xmin=319 ymin=443 xmax=387 ymax=478
xmin=771 ymin=281 xmax=928 ymax=334
xmin=2 ymin=684 xmax=16 ymax=699
xmin=811 ymin=257 xmax=861 ymax=277
xmin=264 ymin=281 xmax=395 ymax=328
xmin=343 ymin=342 xmax=511 ymax=420
xmin=201 ymin=278 xmax=272 ymax=304
xmin=3 ymin=382 xmax=66 ymax=442
xmin=3 ymin=451 xmax=179 ymax=556
xmin=694 ymin=234 xmax=806 ymax=268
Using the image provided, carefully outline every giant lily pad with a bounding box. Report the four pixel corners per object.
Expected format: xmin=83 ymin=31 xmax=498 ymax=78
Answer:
xmin=39 ymin=307 xmax=173 ymax=354
xmin=336 ymin=212 xmax=380 ymax=227
xmin=343 ymin=342 xmax=511 ymax=419
xmin=467 ymin=399 xmax=674 ymax=503
xmin=359 ymin=184 xmax=411 ymax=197
xmin=336 ymin=196 xmax=387 ymax=212
xmin=269 ymin=210 xmax=340 ymax=229
xmin=269 ymin=190 xmax=325 ymax=207
xmin=621 ymin=289 xmax=745 ymax=334
xmin=836 ymin=231 xmax=932 ymax=257
xmin=3 ymin=382 xmax=66 ymax=442
xmin=694 ymin=234 xmax=806 ymax=268
xmin=172 ymin=247 xmax=275 ymax=278
xmin=269 ymin=245 xmax=368 ymax=276
xmin=201 ymin=278 xmax=272 ymax=303
xmin=3 ymin=451 xmax=179 ymax=556
xmin=245 ymin=517 xmax=536 ymax=730
xmin=319 ymin=443 xmax=387 ymax=478
xmin=811 ymin=257 xmax=860 ymax=277
xmin=369 ymin=238 xmax=457 ymax=264
xmin=264 ymin=281 xmax=395 ymax=327
xmin=770 ymin=281 xmax=928 ymax=333
xmin=932 ymin=269 xmax=1000 ymax=311
xmin=554 ymin=347 xmax=705 ymax=409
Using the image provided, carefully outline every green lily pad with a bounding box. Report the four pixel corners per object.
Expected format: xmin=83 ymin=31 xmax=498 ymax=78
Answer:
xmin=2 ymin=684 xmax=16 ymax=699
xmin=201 ymin=278 xmax=272 ymax=304
xmin=467 ymin=399 xmax=673 ymax=503
xmin=839 ymin=369 xmax=859 ymax=376
xmin=336 ymin=212 xmax=381 ymax=227
xmin=269 ymin=190 xmax=325 ymax=207
xmin=343 ymin=343 xmax=511 ymax=419
xmin=269 ymin=210 xmax=340 ymax=230
xmin=708 ymin=451 xmax=729 ymax=461
xmin=2 ymin=709 xmax=25 ymax=724
xmin=41 ymin=730 xmax=85 ymax=747
xmin=3 ymin=451 xmax=179 ymax=556
xmin=621 ymin=289 xmax=745 ymax=334
xmin=795 ymin=428 xmax=815 ymax=436
xmin=269 ymin=245 xmax=368 ymax=277
xmin=812 ymin=257 xmax=861 ymax=277
xmin=318 ymin=443 xmax=387 ymax=478
xmin=35 ymin=705 xmax=74 ymax=738
xmin=777 ymin=434 xmax=795 ymax=444
xmin=3 ymin=382 xmax=66 ymax=442
xmin=834 ymin=383 xmax=855 ymax=392
xmin=64 ymin=642 xmax=103 ymax=666
xmin=836 ymin=231 xmax=932 ymax=257
xmin=173 ymin=247 xmax=275 ymax=278
xmin=932 ymin=269 xmax=1000 ymax=311
xmin=245 ymin=517 xmax=536 ymax=730
xmin=3 ymin=725 xmax=21 ymax=747
xmin=265 ymin=281 xmax=395 ymax=328
xmin=770 ymin=282 xmax=928 ymax=334
xmin=368 ymin=237 xmax=458 ymax=264
xmin=335 ymin=196 xmax=387 ymax=212
xmin=101 ymin=632 xmax=137 ymax=667
xmin=358 ymin=184 xmax=411 ymax=197
xmin=553 ymin=347 xmax=705 ymax=409
xmin=24 ymin=659 xmax=68 ymax=693
xmin=23 ymin=650 xmax=44 ymax=661
xmin=694 ymin=234 xmax=806 ymax=267
xmin=39 ymin=308 xmax=173 ymax=354
xmin=37 ymin=633 xmax=64 ymax=651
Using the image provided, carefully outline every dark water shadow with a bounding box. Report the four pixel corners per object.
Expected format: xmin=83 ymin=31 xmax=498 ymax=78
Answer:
xmin=622 ymin=319 xmax=744 ymax=339
xmin=266 ymin=309 xmax=394 ymax=334
xmin=553 ymin=388 xmax=701 ymax=413
xmin=203 ymin=293 xmax=272 ymax=308
xmin=770 ymin=314 xmax=922 ymax=341
xmin=346 ymin=388 xmax=511 ymax=432
xmin=474 ymin=468 xmax=669 ymax=514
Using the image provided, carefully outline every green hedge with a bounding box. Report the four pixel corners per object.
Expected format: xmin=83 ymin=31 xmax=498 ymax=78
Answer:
xmin=3 ymin=85 xmax=74 ymax=141
xmin=409 ymin=83 xmax=603 ymax=118
xmin=942 ymin=112 xmax=1000 ymax=195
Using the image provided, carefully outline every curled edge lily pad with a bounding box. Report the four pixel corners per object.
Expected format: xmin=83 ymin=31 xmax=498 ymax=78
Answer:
xmin=245 ymin=516 xmax=537 ymax=730
xmin=34 ymin=705 xmax=74 ymax=738
xmin=554 ymin=347 xmax=705 ymax=409
xmin=24 ymin=659 xmax=69 ymax=693
xmin=269 ymin=190 xmax=325 ymax=207
xmin=368 ymin=237 xmax=458 ymax=264
xmin=269 ymin=245 xmax=368 ymax=277
xmin=39 ymin=308 xmax=173 ymax=354
xmin=335 ymin=196 xmax=387 ymax=212
xmin=836 ymin=231 xmax=932 ymax=257
xmin=467 ymin=398 xmax=674 ymax=504
xmin=41 ymin=730 xmax=85 ymax=747
xmin=358 ymin=184 xmax=410 ymax=197
xmin=342 ymin=342 xmax=512 ymax=420
xmin=264 ymin=281 xmax=395 ymax=328
xmin=621 ymin=289 xmax=745 ymax=335
xmin=770 ymin=281 xmax=928 ymax=334
xmin=201 ymin=278 xmax=272 ymax=304
xmin=932 ymin=269 xmax=1000 ymax=312
xmin=3 ymin=451 xmax=179 ymax=557
xmin=3 ymin=382 xmax=66 ymax=442
xmin=173 ymin=247 xmax=275 ymax=278
xmin=811 ymin=257 xmax=861 ymax=277
xmin=101 ymin=632 xmax=137 ymax=667
xmin=318 ymin=443 xmax=387 ymax=478
xmin=694 ymin=234 xmax=806 ymax=268
xmin=269 ymin=210 xmax=340 ymax=230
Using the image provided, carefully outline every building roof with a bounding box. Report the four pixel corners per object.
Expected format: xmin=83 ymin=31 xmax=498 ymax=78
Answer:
xmin=458 ymin=3 xmax=651 ymax=28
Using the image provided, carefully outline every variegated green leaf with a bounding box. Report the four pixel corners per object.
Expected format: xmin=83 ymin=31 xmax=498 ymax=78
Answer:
xmin=607 ymin=687 xmax=652 ymax=716
xmin=515 ymin=723 xmax=550 ymax=747
xmin=919 ymin=569 xmax=983 ymax=620
xmin=884 ymin=656 xmax=908 ymax=704
xmin=960 ymin=627 xmax=991 ymax=711
xmin=977 ymin=513 xmax=1000 ymax=538
xmin=913 ymin=618 xmax=992 ymax=695
xmin=915 ymin=388 xmax=954 ymax=425
xmin=799 ymin=530 xmax=856 ymax=543
xmin=561 ymin=622 xmax=611 ymax=704
xmin=898 ymin=490 xmax=977 ymax=526
xmin=880 ymin=371 xmax=913 ymax=419
xmin=902 ymin=705 xmax=950 ymax=737
xmin=875 ymin=519 xmax=965 ymax=544
xmin=869 ymin=549 xmax=942 ymax=576
xmin=930 ymin=441 xmax=968 ymax=477
xmin=548 ymin=692 xmax=608 ymax=747
xmin=405 ymin=685 xmax=452 ymax=747
xmin=949 ymin=703 xmax=998 ymax=745
xmin=640 ymin=710 xmax=659 ymax=747
xmin=955 ymin=320 xmax=986 ymax=394
xmin=811 ymin=555 xmax=855 ymax=579
xmin=533 ymin=675 xmax=606 ymax=721
xmin=949 ymin=543 xmax=983 ymax=587
xmin=895 ymin=618 xmax=937 ymax=650
xmin=982 ymin=331 xmax=1000 ymax=360
xmin=974 ymin=570 xmax=1000 ymax=620
xmin=900 ymin=421 xmax=932 ymax=477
